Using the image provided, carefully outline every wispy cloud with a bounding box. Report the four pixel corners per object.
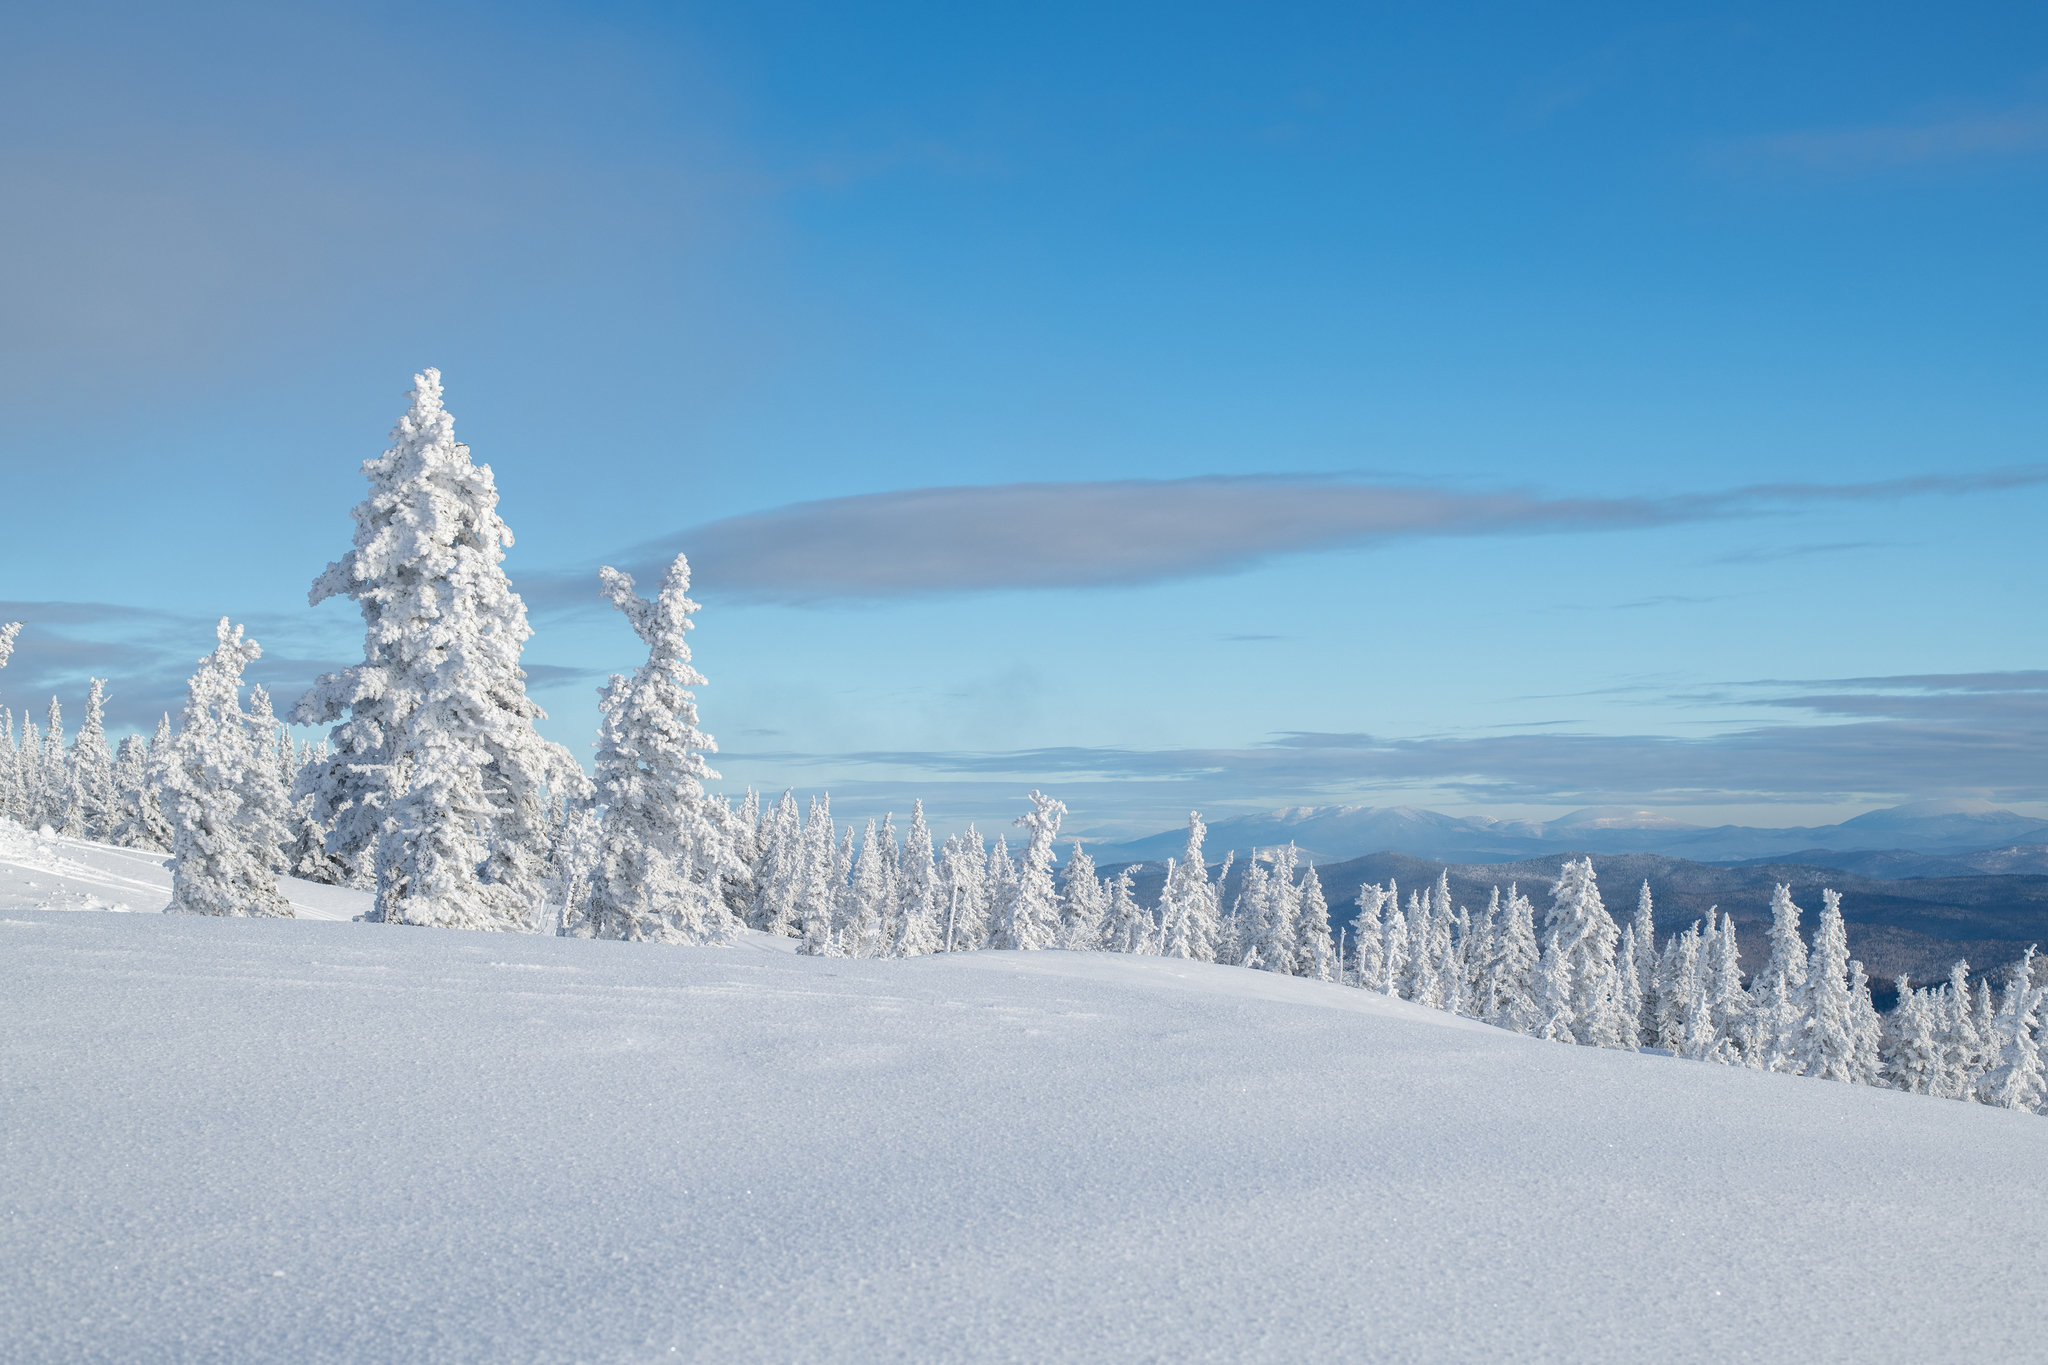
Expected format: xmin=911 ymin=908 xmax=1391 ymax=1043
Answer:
xmin=1710 ymin=540 xmax=1885 ymax=566
xmin=523 ymin=464 xmax=2048 ymax=607
xmin=1723 ymin=105 xmax=2048 ymax=174
xmin=720 ymin=672 xmax=2048 ymax=809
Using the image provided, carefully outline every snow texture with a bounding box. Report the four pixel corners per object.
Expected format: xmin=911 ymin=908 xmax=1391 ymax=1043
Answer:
xmin=4 ymin=907 xmax=2043 ymax=1364
xmin=0 ymin=820 xmax=368 ymax=921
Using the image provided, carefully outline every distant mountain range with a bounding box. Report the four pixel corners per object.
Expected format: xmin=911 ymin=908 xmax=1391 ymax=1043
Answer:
xmin=1079 ymin=799 xmax=2048 ymax=872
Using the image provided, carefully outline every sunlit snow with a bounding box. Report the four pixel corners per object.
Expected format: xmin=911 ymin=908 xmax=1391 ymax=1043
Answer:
xmin=4 ymin=908 xmax=2041 ymax=1363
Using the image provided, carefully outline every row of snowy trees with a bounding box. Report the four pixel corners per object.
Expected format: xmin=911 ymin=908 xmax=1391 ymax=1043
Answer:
xmin=4 ymin=369 xmax=2037 ymax=1118
xmin=1338 ymin=859 xmax=2044 ymax=1115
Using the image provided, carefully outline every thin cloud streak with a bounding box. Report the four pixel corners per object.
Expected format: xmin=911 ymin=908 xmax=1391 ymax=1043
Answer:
xmin=1731 ymin=106 xmax=2048 ymax=173
xmin=719 ymin=673 xmax=2048 ymax=807
xmin=527 ymin=464 xmax=2048 ymax=607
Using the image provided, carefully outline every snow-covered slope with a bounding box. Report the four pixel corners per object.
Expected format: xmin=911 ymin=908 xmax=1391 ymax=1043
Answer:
xmin=4 ymin=912 xmax=2042 ymax=1364
xmin=0 ymin=820 xmax=371 ymax=920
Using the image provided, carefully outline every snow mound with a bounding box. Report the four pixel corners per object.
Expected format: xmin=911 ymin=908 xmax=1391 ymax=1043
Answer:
xmin=3 ymin=911 xmax=2042 ymax=1364
xmin=0 ymin=821 xmax=372 ymax=921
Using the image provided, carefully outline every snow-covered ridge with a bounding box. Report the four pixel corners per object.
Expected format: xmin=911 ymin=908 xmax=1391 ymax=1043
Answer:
xmin=3 ymin=908 xmax=2041 ymax=1363
xmin=0 ymin=820 xmax=369 ymax=921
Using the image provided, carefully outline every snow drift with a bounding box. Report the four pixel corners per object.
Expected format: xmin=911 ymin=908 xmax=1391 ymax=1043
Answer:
xmin=4 ymin=910 xmax=2043 ymax=1364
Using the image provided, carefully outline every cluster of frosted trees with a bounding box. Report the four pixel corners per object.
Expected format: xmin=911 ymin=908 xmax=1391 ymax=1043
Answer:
xmin=1341 ymin=859 xmax=2045 ymax=1115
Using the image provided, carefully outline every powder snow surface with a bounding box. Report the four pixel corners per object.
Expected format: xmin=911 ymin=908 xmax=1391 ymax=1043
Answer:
xmin=0 ymin=821 xmax=369 ymax=920
xmin=3 ymin=912 xmax=2042 ymax=1364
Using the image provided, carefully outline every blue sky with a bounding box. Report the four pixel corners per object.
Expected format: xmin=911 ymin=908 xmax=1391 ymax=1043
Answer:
xmin=2 ymin=1 xmax=2044 ymax=838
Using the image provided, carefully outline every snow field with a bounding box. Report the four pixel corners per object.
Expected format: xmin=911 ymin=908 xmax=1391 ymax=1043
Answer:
xmin=0 ymin=821 xmax=369 ymax=921
xmin=4 ymin=910 xmax=2043 ymax=1364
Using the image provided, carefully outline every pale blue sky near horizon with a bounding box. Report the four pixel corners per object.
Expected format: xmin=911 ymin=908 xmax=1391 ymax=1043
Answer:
xmin=2 ymin=1 xmax=2044 ymax=839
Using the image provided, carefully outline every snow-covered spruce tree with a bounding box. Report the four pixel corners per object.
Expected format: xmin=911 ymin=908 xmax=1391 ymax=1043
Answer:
xmin=993 ymin=790 xmax=1065 ymax=951
xmin=1543 ymin=858 xmax=1626 ymax=1048
xmin=1401 ymin=889 xmax=1438 ymax=1004
xmin=1489 ymin=884 xmax=1540 ymax=1030
xmin=1847 ymin=959 xmax=1884 ymax=1084
xmin=1978 ymin=948 xmax=2046 ymax=1113
xmin=1352 ymin=885 xmax=1388 ymax=991
xmin=937 ymin=826 xmax=989 ymax=951
xmin=1162 ymin=813 xmax=1219 ymax=962
xmin=1233 ymin=854 xmax=1270 ymax=969
xmin=1706 ymin=913 xmax=1751 ymax=1065
xmin=894 ymin=801 xmax=942 ymax=955
xmin=107 ymin=734 xmax=151 ymax=847
xmin=29 ymin=698 xmax=63 ymax=832
xmin=1630 ymin=882 xmax=1658 ymax=1039
xmin=1262 ymin=845 xmax=1304 ymax=974
xmin=1795 ymin=890 xmax=1859 ymax=1082
xmin=295 ymin=368 xmax=587 ymax=923
xmin=64 ymin=678 xmax=115 ymax=840
xmin=1533 ymin=930 xmax=1576 ymax=1043
xmin=1059 ymin=842 xmax=1107 ymax=950
xmin=163 ymin=620 xmax=293 ymax=918
xmin=583 ymin=555 xmax=736 ymax=945
xmin=0 ymin=709 xmax=17 ymax=823
xmin=1615 ymin=924 xmax=1644 ymax=1050
xmin=844 ymin=820 xmax=889 ymax=958
xmin=750 ymin=791 xmax=804 ymax=936
xmin=1935 ymin=961 xmax=1985 ymax=1100
xmin=796 ymin=795 xmax=839 ymax=955
xmin=1750 ymin=884 xmax=1811 ymax=1071
xmin=1296 ymin=863 xmax=1334 ymax=981
xmin=983 ymin=834 xmax=1017 ymax=946
xmin=1103 ymin=863 xmax=1149 ymax=954
xmin=1883 ymin=976 xmax=1944 ymax=1095
xmin=1379 ymin=885 xmax=1410 ymax=996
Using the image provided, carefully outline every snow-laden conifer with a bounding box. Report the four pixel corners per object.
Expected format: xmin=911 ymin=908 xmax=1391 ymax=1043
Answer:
xmin=582 ymin=555 xmax=735 ymax=944
xmin=937 ymin=826 xmax=989 ymax=950
xmin=583 ymin=614 xmax=721 ymax=934
xmin=796 ymin=795 xmax=839 ymax=955
xmin=1543 ymin=858 xmax=1623 ymax=1048
xmin=843 ymin=819 xmax=889 ymax=957
xmin=1379 ymin=886 xmax=1410 ymax=996
xmin=1706 ymin=912 xmax=1751 ymax=1065
xmin=1615 ymin=923 xmax=1644 ymax=1050
xmin=1630 ymin=882 xmax=1658 ymax=1039
xmin=1847 ymin=959 xmax=1883 ymax=1084
xmin=1533 ymin=931 xmax=1576 ymax=1043
xmin=107 ymin=734 xmax=154 ymax=848
xmin=1488 ymin=884 xmax=1540 ymax=1030
xmin=65 ymin=679 xmax=115 ymax=840
xmin=1352 ymin=884 xmax=1388 ymax=991
xmin=1059 ymin=842 xmax=1108 ymax=950
xmin=1296 ymin=863 xmax=1334 ymax=981
xmin=981 ymin=834 xmax=1016 ymax=948
xmin=1103 ymin=863 xmax=1149 ymax=954
xmin=895 ymin=802 xmax=942 ymax=955
xmin=993 ymin=791 xmax=1065 ymax=951
xmin=1750 ymin=884 xmax=1811 ymax=1071
xmin=1978 ymin=948 xmax=2045 ymax=1113
xmin=1883 ymin=976 xmax=1944 ymax=1094
xmin=1162 ymin=813 xmax=1219 ymax=962
xmin=1795 ymin=890 xmax=1859 ymax=1082
xmin=296 ymin=369 xmax=587 ymax=912
xmin=164 ymin=620 xmax=293 ymax=918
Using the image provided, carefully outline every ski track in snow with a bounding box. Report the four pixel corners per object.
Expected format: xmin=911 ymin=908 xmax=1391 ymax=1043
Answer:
xmin=3 ymin=909 xmax=2044 ymax=1365
xmin=0 ymin=822 xmax=370 ymax=921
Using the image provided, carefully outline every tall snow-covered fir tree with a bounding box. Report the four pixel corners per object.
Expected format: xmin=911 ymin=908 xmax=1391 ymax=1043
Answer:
xmin=1296 ymin=863 xmax=1334 ymax=981
xmin=1751 ymin=884 xmax=1811 ymax=1072
xmin=894 ymin=801 xmax=942 ymax=955
xmin=1059 ymin=842 xmax=1107 ymax=950
xmin=294 ymin=369 xmax=588 ymax=927
xmin=64 ymin=678 xmax=115 ymax=840
xmin=583 ymin=555 xmax=736 ymax=945
xmin=1162 ymin=813 xmax=1219 ymax=962
xmin=163 ymin=620 xmax=293 ymax=919
xmin=994 ymin=790 xmax=1064 ymax=950
xmin=1543 ymin=858 xmax=1625 ymax=1048
xmin=1795 ymin=889 xmax=1859 ymax=1082
xmin=1979 ymin=948 xmax=2045 ymax=1113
